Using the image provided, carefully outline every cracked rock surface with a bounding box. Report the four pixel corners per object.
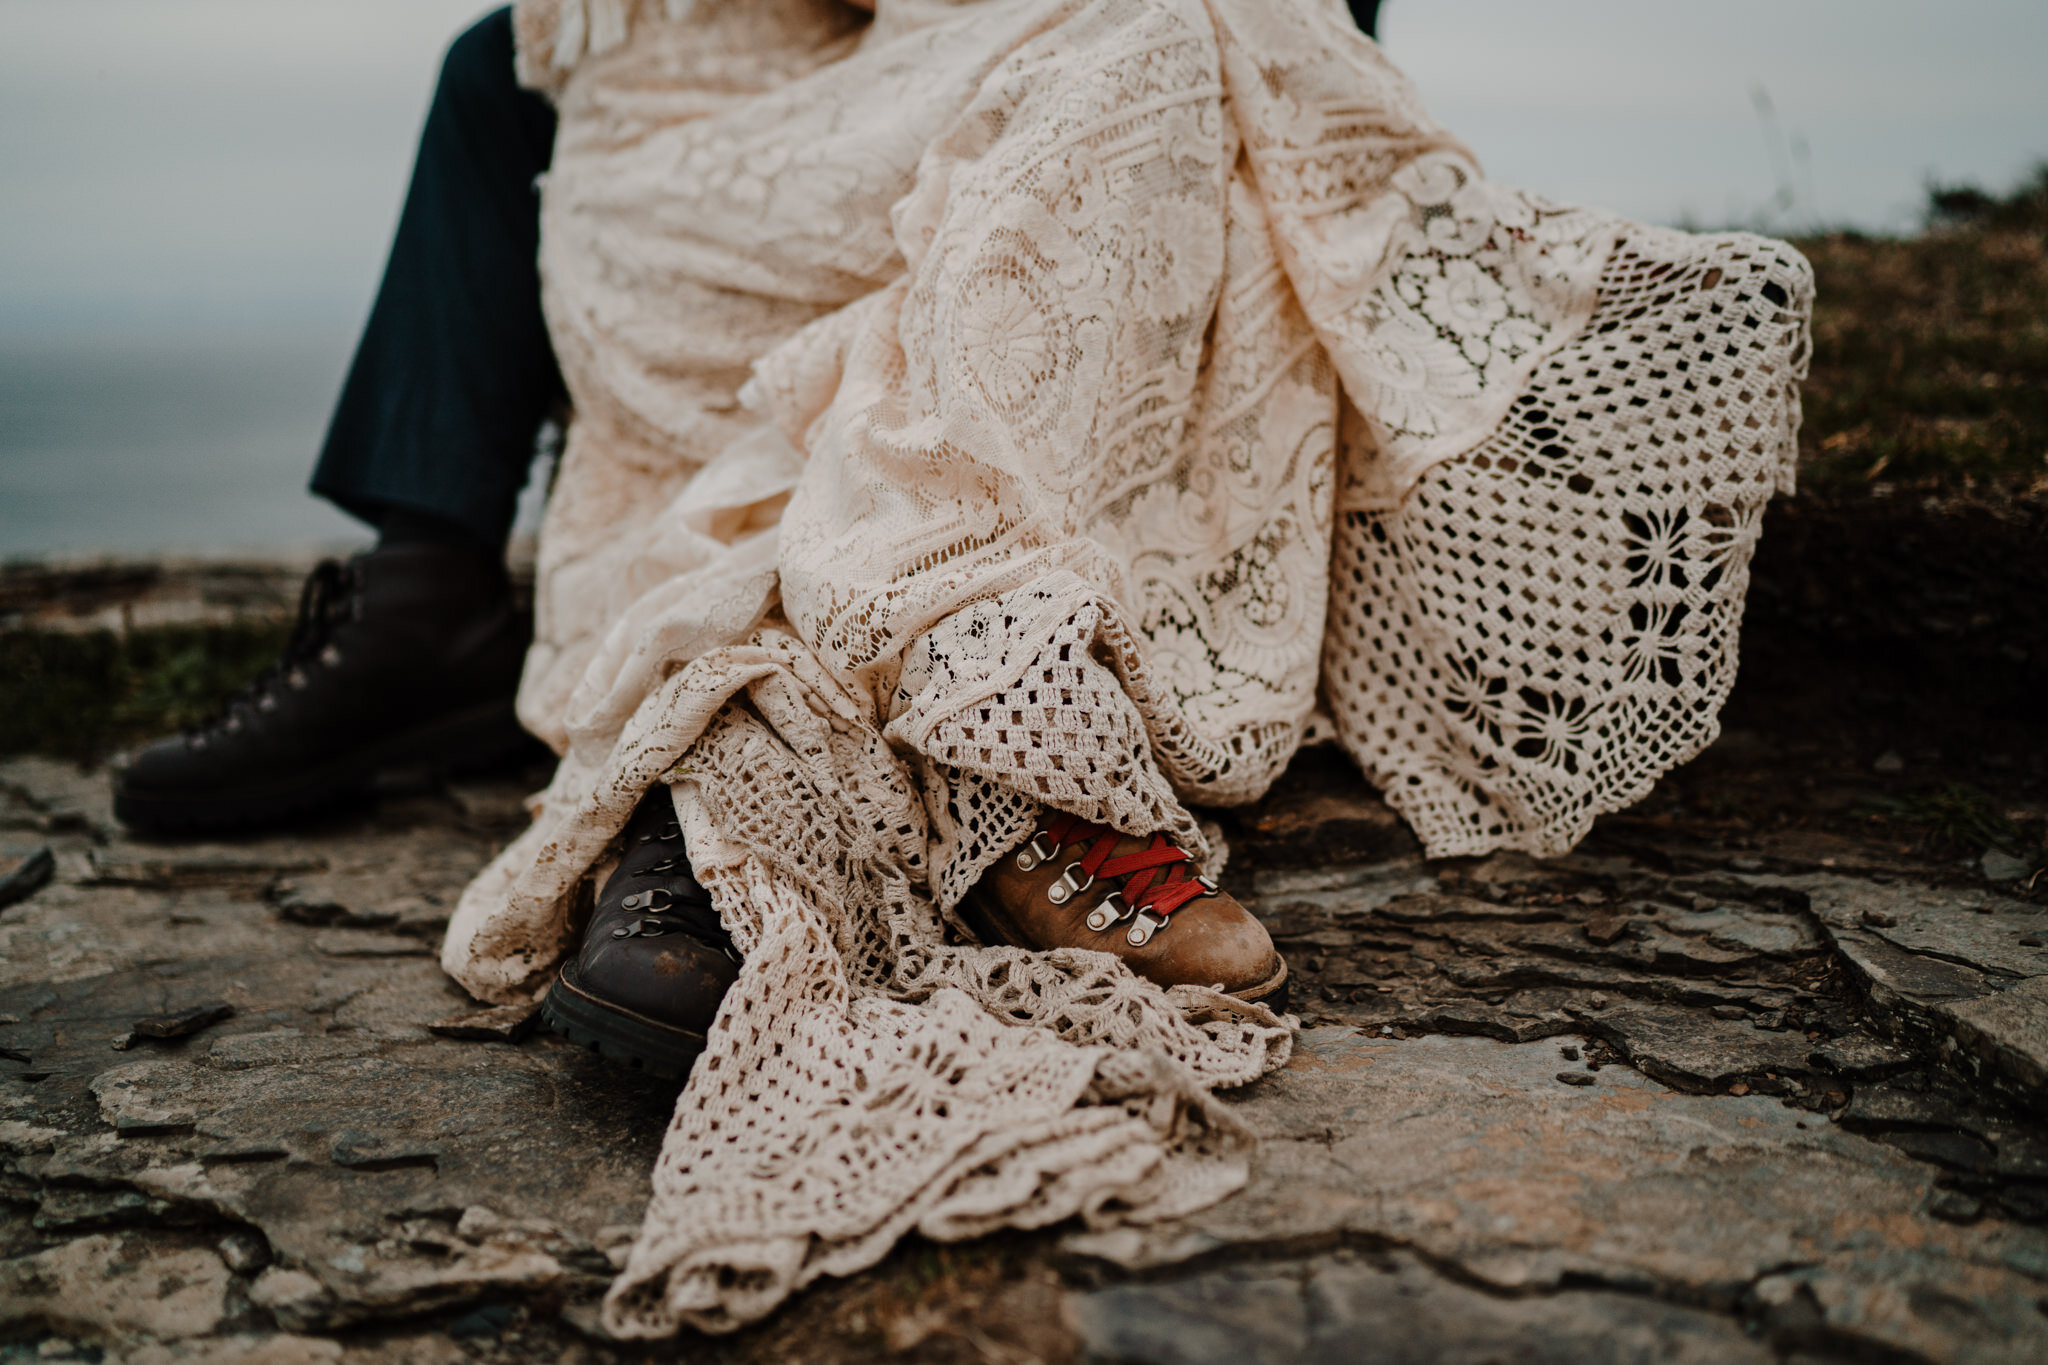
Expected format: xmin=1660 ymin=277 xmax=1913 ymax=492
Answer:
xmin=4 ymin=744 xmax=2047 ymax=1364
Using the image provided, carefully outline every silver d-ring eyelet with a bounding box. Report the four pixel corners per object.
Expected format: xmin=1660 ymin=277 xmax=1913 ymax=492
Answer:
xmin=1085 ymin=891 xmax=1132 ymax=933
xmin=1125 ymin=910 xmax=1168 ymax=947
xmin=1015 ymin=833 xmax=1058 ymax=873
xmin=1045 ymin=862 xmax=1093 ymax=906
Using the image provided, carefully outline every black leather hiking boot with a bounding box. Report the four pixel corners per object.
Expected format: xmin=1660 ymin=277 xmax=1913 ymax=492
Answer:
xmin=113 ymin=543 xmax=534 ymax=835
xmin=541 ymin=788 xmax=739 ymax=1080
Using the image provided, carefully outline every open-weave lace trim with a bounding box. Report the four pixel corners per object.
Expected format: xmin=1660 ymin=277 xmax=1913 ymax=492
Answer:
xmin=1323 ymin=226 xmax=1812 ymax=855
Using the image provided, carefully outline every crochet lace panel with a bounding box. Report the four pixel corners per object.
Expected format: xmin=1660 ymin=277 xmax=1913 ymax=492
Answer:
xmin=444 ymin=0 xmax=1815 ymax=1335
xmin=1323 ymin=227 xmax=1813 ymax=856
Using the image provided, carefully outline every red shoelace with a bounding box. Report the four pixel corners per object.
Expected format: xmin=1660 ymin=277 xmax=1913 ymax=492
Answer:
xmin=1039 ymin=811 xmax=1214 ymax=920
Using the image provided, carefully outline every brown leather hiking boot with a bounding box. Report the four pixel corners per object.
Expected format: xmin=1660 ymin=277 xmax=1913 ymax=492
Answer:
xmin=958 ymin=811 xmax=1289 ymax=1010
xmin=540 ymin=790 xmax=740 ymax=1080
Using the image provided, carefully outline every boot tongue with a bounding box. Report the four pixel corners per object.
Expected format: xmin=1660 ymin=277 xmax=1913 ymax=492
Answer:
xmin=660 ymin=897 xmax=733 ymax=955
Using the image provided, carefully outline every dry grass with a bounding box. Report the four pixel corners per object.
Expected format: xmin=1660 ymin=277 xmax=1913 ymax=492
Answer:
xmin=1792 ymin=167 xmax=2048 ymax=496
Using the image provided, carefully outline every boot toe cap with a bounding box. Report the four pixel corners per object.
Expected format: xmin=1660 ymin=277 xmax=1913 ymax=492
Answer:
xmin=1135 ymin=899 xmax=1286 ymax=1001
xmin=114 ymin=734 xmax=205 ymax=795
xmin=567 ymin=933 xmax=738 ymax=1037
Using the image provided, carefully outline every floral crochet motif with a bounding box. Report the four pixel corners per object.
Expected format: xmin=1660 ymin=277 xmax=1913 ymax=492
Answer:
xmin=445 ymin=0 xmax=1814 ymax=1337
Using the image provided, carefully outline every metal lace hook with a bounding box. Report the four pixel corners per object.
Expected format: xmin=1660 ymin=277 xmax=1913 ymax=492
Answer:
xmin=1045 ymin=862 xmax=1094 ymax=906
xmin=1085 ymin=890 xmax=1135 ymax=932
xmin=1126 ymin=910 xmax=1170 ymax=947
xmin=1014 ymin=833 xmax=1059 ymax=873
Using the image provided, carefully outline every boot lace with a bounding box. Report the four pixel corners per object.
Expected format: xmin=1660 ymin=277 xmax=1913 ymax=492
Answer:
xmin=1021 ymin=811 xmax=1217 ymax=946
xmin=188 ymin=558 xmax=359 ymax=744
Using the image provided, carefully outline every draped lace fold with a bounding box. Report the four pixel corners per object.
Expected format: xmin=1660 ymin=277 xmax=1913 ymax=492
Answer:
xmin=444 ymin=0 xmax=1812 ymax=1334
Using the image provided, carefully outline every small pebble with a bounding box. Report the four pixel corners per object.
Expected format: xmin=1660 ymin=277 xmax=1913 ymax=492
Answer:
xmin=1927 ymin=1192 xmax=1982 ymax=1225
xmin=1588 ymin=995 xmax=1608 ymax=1009
xmin=1555 ymin=1072 xmax=1595 ymax=1087
xmin=217 ymin=1231 xmax=270 ymax=1274
xmin=131 ymin=1002 xmax=235 ymax=1040
xmin=1981 ymin=850 xmax=2032 ymax=882
xmin=1558 ymin=1045 xmax=1580 ymax=1061
xmin=447 ymin=1304 xmax=515 ymax=1339
xmin=0 ymin=845 xmax=55 ymax=911
xmin=1728 ymin=1082 xmax=1751 ymax=1096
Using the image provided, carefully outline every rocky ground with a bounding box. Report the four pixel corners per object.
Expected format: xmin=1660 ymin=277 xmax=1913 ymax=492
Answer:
xmin=2 ymin=713 xmax=2044 ymax=1365
xmin=7 ymin=163 xmax=2046 ymax=1365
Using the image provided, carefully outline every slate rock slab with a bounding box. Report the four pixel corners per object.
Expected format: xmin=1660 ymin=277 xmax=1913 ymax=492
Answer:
xmin=1066 ymin=1249 xmax=1776 ymax=1365
xmin=1777 ymin=874 xmax=2048 ymax=1105
xmin=427 ymin=1001 xmax=543 ymax=1043
xmin=6 ymin=757 xmax=2048 ymax=1364
xmin=0 ymin=1233 xmax=231 ymax=1344
xmin=1943 ymin=975 xmax=2048 ymax=1099
xmin=1067 ymin=1029 xmax=2048 ymax=1364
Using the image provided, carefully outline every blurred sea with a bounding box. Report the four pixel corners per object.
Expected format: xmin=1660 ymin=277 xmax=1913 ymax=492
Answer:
xmin=0 ymin=330 xmax=368 ymax=559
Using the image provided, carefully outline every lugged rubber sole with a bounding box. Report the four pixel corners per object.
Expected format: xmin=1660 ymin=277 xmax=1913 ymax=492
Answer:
xmin=539 ymin=970 xmax=708 ymax=1082
xmin=958 ymin=888 xmax=1291 ymax=1016
xmin=113 ymin=701 xmax=537 ymax=835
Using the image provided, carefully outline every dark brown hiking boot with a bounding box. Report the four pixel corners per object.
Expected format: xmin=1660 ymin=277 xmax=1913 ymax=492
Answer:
xmin=959 ymin=811 xmax=1289 ymax=1010
xmin=541 ymin=789 xmax=739 ymax=1080
xmin=112 ymin=543 xmax=534 ymax=834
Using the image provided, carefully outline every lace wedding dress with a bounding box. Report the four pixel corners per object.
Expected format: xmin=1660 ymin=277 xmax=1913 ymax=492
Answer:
xmin=440 ymin=0 xmax=1812 ymax=1334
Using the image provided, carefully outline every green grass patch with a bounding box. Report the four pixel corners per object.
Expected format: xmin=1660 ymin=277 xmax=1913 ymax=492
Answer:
xmin=1 ymin=624 xmax=291 ymax=764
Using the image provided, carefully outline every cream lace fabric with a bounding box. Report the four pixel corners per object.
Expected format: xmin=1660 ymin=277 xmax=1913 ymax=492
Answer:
xmin=442 ymin=0 xmax=1813 ymax=1335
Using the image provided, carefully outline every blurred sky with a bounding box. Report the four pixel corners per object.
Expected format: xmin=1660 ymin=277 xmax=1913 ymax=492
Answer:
xmin=3 ymin=0 xmax=2046 ymax=554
